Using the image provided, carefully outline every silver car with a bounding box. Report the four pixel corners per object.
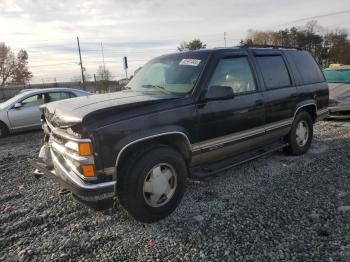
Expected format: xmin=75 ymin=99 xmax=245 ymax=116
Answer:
xmin=0 ymin=88 xmax=90 ymax=137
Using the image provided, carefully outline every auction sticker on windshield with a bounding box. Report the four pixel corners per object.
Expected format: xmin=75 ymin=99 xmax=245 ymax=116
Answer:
xmin=179 ymin=59 xmax=201 ymax=66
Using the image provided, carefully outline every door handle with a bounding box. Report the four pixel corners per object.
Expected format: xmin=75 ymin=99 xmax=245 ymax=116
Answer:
xmin=255 ymin=99 xmax=264 ymax=106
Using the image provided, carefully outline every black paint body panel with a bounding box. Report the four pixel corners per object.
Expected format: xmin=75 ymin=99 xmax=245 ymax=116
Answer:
xmin=42 ymin=48 xmax=329 ymax=174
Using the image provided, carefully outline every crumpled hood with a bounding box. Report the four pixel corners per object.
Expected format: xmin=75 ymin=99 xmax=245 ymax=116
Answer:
xmin=328 ymin=83 xmax=350 ymax=100
xmin=41 ymin=91 xmax=175 ymax=127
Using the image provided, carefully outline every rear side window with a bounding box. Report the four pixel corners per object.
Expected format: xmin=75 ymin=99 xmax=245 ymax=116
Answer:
xmin=256 ymin=56 xmax=291 ymax=89
xmin=47 ymin=92 xmax=73 ymax=102
xmin=289 ymin=51 xmax=324 ymax=84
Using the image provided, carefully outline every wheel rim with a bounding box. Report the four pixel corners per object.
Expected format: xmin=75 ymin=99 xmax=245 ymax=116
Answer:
xmin=143 ymin=163 xmax=177 ymax=207
xmin=295 ymin=120 xmax=309 ymax=147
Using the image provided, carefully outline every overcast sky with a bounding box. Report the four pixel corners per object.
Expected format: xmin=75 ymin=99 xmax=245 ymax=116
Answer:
xmin=1 ymin=0 xmax=350 ymax=84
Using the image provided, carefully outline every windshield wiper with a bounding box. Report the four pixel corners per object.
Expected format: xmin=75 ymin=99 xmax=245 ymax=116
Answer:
xmin=141 ymin=84 xmax=171 ymax=94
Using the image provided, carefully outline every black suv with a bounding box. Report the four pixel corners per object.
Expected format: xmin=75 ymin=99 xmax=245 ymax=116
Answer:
xmin=32 ymin=47 xmax=329 ymax=222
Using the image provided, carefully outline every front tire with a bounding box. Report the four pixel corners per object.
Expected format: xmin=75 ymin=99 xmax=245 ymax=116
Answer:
xmin=285 ymin=111 xmax=313 ymax=155
xmin=117 ymin=145 xmax=187 ymax=223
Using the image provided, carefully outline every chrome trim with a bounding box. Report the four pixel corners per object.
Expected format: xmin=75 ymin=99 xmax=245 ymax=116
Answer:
xmin=293 ymin=103 xmax=317 ymax=120
xmin=192 ymin=118 xmax=293 ymax=152
xmin=51 ymin=141 xmax=94 ymax=164
xmin=46 ymin=120 xmax=90 ymax=143
xmin=265 ymin=119 xmax=293 ymax=132
xmin=115 ymin=132 xmax=192 ymax=167
xmin=192 ymin=126 xmax=265 ymax=152
xmin=114 ymin=103 xmax=321 ymax=166
xmin=51 ymin=152 xmax=115 ymax=192
xmin=51 ymin=141 xmax=96 ymax=182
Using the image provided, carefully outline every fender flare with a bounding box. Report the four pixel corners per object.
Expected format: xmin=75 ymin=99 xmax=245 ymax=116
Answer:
xmin=293 ymin=101 xmax=317 ymax=121
xmin=114 ymin=130 xmax=192 ymax=167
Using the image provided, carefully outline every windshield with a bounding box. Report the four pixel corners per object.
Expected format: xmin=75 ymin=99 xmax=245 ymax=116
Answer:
xmin=323 ymin=69 xmax=350 ymax=84
xmin=0 ymin=93 xmax=26 ymax=109
xmin=126 ymin=52 xmax=209 ymax=95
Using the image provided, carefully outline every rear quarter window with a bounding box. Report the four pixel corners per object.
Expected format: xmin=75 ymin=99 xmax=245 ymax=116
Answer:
xmin=256 ymin=55 xmax=291 ymax=89
xmin=288 ymin=51 xmax=324 ymax=85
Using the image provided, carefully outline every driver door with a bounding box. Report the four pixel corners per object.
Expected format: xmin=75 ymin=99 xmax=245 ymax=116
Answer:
xmin=195 ymin=52 xmax=265 ymax=163
xmin=7 ymin=93 xmax=45 ymax=130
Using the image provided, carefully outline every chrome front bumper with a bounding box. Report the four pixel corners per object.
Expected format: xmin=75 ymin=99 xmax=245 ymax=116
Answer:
xmin=30 ymin=146 xmax=115 ymax=202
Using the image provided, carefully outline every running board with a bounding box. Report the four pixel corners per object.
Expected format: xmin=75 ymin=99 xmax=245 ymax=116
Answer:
xmin=190 ymin=142 xmax=288 ymax=179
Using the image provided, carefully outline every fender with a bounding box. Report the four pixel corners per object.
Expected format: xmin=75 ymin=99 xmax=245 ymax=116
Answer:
xmin=113 ymin=126 xmax=192 ymax=167
xmin=293 ymin=100 xmax=317 ymax=120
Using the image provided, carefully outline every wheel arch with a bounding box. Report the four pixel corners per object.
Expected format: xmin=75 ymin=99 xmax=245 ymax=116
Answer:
xmin=0 ymin=119 xmax=10 ymax=133
xmin=294 ymin=101 xmax=317 ymax=123
xmin=115 ymin=131 xmax=192 ymax=171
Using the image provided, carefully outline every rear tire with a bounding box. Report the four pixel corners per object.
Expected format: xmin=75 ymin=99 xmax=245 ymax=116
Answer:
xmin=117 ymin=144 xmax=187 ymax=223
xmin=285 ymin=111 xmax=313 ymax=155
xmin=0 ymin=122 xmax=9 ymax=138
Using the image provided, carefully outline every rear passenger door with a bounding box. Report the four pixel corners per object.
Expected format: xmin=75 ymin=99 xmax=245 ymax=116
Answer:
xmin=252 ymin=51 xmax=297 ymax=133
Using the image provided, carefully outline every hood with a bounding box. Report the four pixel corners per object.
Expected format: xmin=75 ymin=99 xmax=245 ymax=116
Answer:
xmin=41 ymin=91 xmax=176 ymax=128
xmin=328 ymin=83 xmax=350 ymax=100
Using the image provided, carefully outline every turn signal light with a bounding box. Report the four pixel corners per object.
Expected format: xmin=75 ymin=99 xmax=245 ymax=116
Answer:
xmin=82 ymin=164 xmax=95 ymax=177
xmin=79 ymin=143 xmax=92 ymax=156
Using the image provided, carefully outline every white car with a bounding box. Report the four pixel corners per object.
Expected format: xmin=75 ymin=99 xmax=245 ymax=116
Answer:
xmin=0 ymin=88 xmax=90 ymax=137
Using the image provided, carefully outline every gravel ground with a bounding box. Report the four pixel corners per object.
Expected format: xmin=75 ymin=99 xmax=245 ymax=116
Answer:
xmin=0 ymin=121 xmax=349 ymax=261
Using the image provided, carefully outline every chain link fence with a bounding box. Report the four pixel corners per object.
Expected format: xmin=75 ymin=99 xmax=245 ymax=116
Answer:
xmin=0 ymin=79 xmax=129 ymax=102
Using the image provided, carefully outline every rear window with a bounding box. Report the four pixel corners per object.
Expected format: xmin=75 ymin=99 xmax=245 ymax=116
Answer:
xmin=47 ymin=92 xmax=73 ymax=102
xmin=256 ymin=56 xmax=291 ymax=89
xmin=289 ymin=51 xmax=324 ymax=84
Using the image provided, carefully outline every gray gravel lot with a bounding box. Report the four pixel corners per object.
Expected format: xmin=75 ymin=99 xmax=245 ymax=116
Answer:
xmin=0 ymin=121 xmax=349 ymax=261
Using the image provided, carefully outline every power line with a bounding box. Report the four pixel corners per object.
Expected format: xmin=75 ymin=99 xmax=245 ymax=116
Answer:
xmin=273 ymin=9 xmax=350 ymax=28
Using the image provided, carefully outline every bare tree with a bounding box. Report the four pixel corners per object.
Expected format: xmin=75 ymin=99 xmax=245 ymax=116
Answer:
xmin=177 ymin=39 xmax=207 ymax=51
xmin=96 ymin=65 xmax=112 ymax=92
xmin=0 ymin=43 xmax=32 ymax=86
xmin=97 ymin=65 xmax=111 ymax=81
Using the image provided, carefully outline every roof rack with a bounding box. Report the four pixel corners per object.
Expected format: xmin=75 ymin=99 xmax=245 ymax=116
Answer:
xmin=240 ymin=44 xmax=302 ymax=50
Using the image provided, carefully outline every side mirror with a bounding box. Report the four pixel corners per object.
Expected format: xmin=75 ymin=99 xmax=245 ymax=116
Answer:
xmin=14 ymin=102 xmax=22 ymax=109
xmin=205 ymin=85 xmax=235 ymax=101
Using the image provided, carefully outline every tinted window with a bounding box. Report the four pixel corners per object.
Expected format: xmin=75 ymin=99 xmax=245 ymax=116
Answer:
xmin=289 ymin=51 xmax=324 ymax=84
xmin=209 ymin=57 xmax=256 ymax=94
xmin=47 ymin=92 xmax=72 ymax=102
xmin=21 ymin=94 xmax=44 ymax=108
xmin=256 ymin=56 xmax=291 ymax=89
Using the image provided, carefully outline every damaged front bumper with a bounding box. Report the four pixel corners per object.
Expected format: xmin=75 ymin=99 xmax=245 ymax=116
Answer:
xmin=327 ymin=105 xmax=350 ymax=119
xmin=29 ymin=145 xmax=115 ymax=202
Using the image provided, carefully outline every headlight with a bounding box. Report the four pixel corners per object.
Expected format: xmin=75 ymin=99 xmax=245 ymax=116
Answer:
xmin=64 ymin=140 xmax=95 ymax=177
xmin=64 ymin=141 xmax=93 ymax=156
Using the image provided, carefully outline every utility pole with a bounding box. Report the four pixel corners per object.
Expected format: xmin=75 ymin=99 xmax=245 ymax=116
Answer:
xmin=77 ymin=37 xmax=85 ymax=90
xmin=224 ymin=32 xmax=227 ymax=47
xmin=94 ymin=74 xmax=97 ymax=88
xmin=101 ymin=42 xmax=106 ymax=74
